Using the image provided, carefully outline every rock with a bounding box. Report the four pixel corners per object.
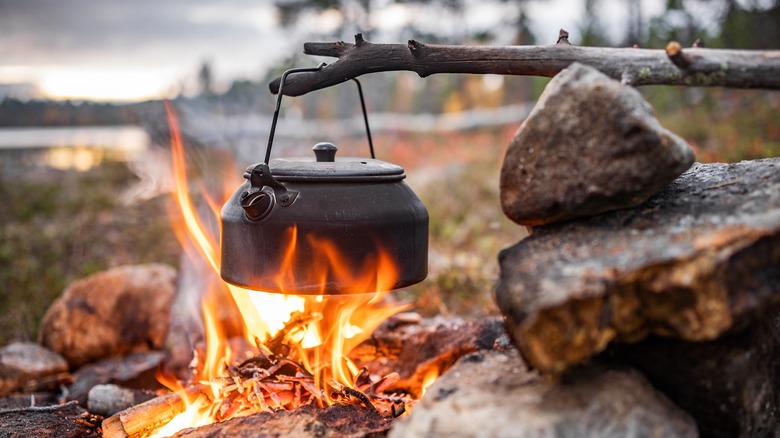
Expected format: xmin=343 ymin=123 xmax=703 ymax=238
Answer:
xmin=0 ymin=342 xmax=69 ymax=396
xmin=68 ymin=350 xmax=165 ymax=405
xmin=500 ymin=62 xmax=694 ymax=226
xmin=606 ymin=302 xmax=780 ymax=438
xmin=496 ymin=158 xmax=780 ymax=374
xmin=87 ymin=384 xmax=158 ymax=417
xmin=389 ymin=349 xmax=697 ymax=438
xmin=39 ymin=264 xmax=176 ymax=368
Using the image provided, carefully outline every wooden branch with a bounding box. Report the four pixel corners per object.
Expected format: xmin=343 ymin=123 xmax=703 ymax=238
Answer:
xmin=269 ymin=31 xmax=780 ymax=96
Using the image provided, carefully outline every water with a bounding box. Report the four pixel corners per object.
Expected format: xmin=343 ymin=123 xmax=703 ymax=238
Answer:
xmin=0 ymin=125 xmax=149 ymax=174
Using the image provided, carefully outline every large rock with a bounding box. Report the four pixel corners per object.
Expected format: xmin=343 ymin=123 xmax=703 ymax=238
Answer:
xmin=606 ymin=302 xmax=780 ymax=438
xmin=0 ymin=342 xmax=68 ymax=396
xmin=39 ymin=264 xmax=176 ymax=368
xmin=390 ymin=349 xmax=697 ymax=438
xmin=496 ymin=158 xmax=780 ymax=375
xmin=500 ymin=62 xmax=694 ymax=226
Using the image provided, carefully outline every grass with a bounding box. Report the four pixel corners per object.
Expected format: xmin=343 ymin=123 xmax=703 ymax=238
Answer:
xmin=645 ymin=87 xmax=780 ymax=162
xmin=0 ymin=159 xmax=180 ymax=346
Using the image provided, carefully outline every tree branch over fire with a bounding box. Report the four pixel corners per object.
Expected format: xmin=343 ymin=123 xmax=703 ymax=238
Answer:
xmin=269 ymin=30 xmax=780 ymax=96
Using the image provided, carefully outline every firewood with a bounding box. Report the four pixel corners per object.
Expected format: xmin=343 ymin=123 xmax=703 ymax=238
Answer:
xmin=269 ymin=31 xmax=780 ymax=97
xmin=102 ymin=387 xmax=201 ymax=438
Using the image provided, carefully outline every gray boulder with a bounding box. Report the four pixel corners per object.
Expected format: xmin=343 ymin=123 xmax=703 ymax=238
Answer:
xmin=496 ymin=158 xmax=780 ymax=375
xmin=500 ymin=62 xmax=694 ymax=226
xmin=390 ymin=349 xmax=697 ymax=438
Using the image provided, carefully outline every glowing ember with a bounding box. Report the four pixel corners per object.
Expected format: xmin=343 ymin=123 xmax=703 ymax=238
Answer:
xmin=154 ymin=102 xmax=414 ymax=436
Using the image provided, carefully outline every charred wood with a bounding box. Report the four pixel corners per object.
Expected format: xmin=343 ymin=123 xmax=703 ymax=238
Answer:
xmin=169 ymin=404 xmax=392 ymax=438
xmin=349 ymin=315 xmax=507 ymax=398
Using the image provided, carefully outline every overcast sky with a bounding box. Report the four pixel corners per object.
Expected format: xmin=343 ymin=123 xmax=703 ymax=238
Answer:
xmin=0 ymin=0 xmax=668 ymax=101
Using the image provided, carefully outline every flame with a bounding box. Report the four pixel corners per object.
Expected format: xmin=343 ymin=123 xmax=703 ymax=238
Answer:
xmin=155 ymin=102 xmax=410 ymax=436
xmin=420 ymin=367 xmax=440 ymax=398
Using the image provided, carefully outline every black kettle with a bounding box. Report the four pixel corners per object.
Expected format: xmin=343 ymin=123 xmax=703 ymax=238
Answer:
xmin=220 ymin=65 xmax=428 ymax=295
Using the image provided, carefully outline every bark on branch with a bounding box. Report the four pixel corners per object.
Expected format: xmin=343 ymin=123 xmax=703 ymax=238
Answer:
xmin=269 ymin=31 xmax=780 ymax=96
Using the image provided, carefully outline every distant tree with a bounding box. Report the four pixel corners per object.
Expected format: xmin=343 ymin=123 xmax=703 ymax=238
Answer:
xmin=718 ymin=0 xmax=780 ymax=49
xmin=199 ymin=61 xmax=215 ymax=97
xmin=623 ymin=0 xmax=643 ymax=46
xmin=579 ymin=0 xmax=609 ymax=46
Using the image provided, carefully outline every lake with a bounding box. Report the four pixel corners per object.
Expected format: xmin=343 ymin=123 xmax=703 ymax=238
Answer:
xmin=0 ymin=125 xmax=149 ymax=173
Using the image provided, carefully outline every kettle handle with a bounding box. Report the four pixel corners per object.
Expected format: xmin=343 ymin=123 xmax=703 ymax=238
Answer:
xmin=264 ymin=64 xmax=375 ymax=165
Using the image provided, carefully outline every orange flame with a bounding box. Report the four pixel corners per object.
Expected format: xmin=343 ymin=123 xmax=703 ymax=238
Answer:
xmin=154 ymin=102 xmax=409 ymax=436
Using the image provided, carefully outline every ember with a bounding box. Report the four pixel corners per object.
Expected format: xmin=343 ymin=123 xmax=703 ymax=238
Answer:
xmin=152 ymin=103 xmax=419 ymax=436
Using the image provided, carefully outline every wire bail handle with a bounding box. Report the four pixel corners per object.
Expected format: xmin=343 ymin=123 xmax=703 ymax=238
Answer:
xmin=264 ymin=64 xmax=375 ymax=165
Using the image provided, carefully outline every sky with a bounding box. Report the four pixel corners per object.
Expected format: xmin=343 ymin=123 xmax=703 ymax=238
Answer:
xmin=0 ymin=0 xmax=669 ymax=102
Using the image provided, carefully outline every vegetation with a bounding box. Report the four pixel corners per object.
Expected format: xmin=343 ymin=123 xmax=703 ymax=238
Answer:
xmin=0 ymin=160 xmax=180 ymax=346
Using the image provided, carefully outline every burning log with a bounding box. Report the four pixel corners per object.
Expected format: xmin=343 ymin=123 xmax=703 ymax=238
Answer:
xmin=102 ymin=388 xmax=200 ymax=438
xmin=168 ymin=404 xmax=393 ymax=438
xmin=102 ymin=315 xmax=506 ymax=437
xmin=269 ymin=31 xmax=780 ymax=97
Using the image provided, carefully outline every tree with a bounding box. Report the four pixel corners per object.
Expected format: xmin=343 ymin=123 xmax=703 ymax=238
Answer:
xmin=198 ymin=61 xmax=214 ymax=97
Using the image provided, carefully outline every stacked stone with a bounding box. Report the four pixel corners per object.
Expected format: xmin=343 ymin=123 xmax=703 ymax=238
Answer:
xmin=495 ymin=63 xmax=780 ymax=436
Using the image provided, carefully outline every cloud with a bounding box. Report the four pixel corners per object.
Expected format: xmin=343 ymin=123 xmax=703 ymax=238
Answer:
xmin=0 ymin=0 xmax=283 ymax=70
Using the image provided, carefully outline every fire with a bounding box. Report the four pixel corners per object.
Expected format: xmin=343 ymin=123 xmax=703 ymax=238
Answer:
xmin=154 ymin=102 xmax=411 ymax=436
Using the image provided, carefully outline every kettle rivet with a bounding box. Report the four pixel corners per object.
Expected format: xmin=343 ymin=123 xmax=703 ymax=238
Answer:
xmin=240 ymin=191 xmax=249 ymax=199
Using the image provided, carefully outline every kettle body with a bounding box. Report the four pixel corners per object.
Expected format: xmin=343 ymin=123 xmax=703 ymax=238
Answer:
xmin=220 ymin=147 xmax=428 ymax=295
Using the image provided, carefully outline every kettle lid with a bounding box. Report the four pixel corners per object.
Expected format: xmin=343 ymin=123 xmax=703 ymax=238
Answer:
xmin=246 ymin=142 xmax=405 ymax=183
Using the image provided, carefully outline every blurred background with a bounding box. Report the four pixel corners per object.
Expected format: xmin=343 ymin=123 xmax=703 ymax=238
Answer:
xmin=1 ymin=0 xmax=779 ymax=346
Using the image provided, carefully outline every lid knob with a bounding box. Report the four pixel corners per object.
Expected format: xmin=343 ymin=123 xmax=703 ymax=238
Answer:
xmin=312 ymin=142 xmax=337 ymax=162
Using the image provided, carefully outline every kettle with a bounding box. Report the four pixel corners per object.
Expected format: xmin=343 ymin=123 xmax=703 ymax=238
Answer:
xmin=220 ymin=65 xmax=428 ymax=295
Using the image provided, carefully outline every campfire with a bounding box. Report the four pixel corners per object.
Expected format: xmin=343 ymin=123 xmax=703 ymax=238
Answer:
xmin=149 ymin=103 xmax=427 ymax=436
xmin=3 ymin=33 xmax=779 ymax=438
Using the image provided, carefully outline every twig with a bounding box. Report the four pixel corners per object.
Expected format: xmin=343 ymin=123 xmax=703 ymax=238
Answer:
xmin=391 ymin=402 xmax=406 ymax=418
xmin=269 ymin=31 xmax=780 ymax=96
xmin=0 ymin=400 xmax=79 ymax=415
xmin=342 ymin=387 xmax=379 ymax=414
